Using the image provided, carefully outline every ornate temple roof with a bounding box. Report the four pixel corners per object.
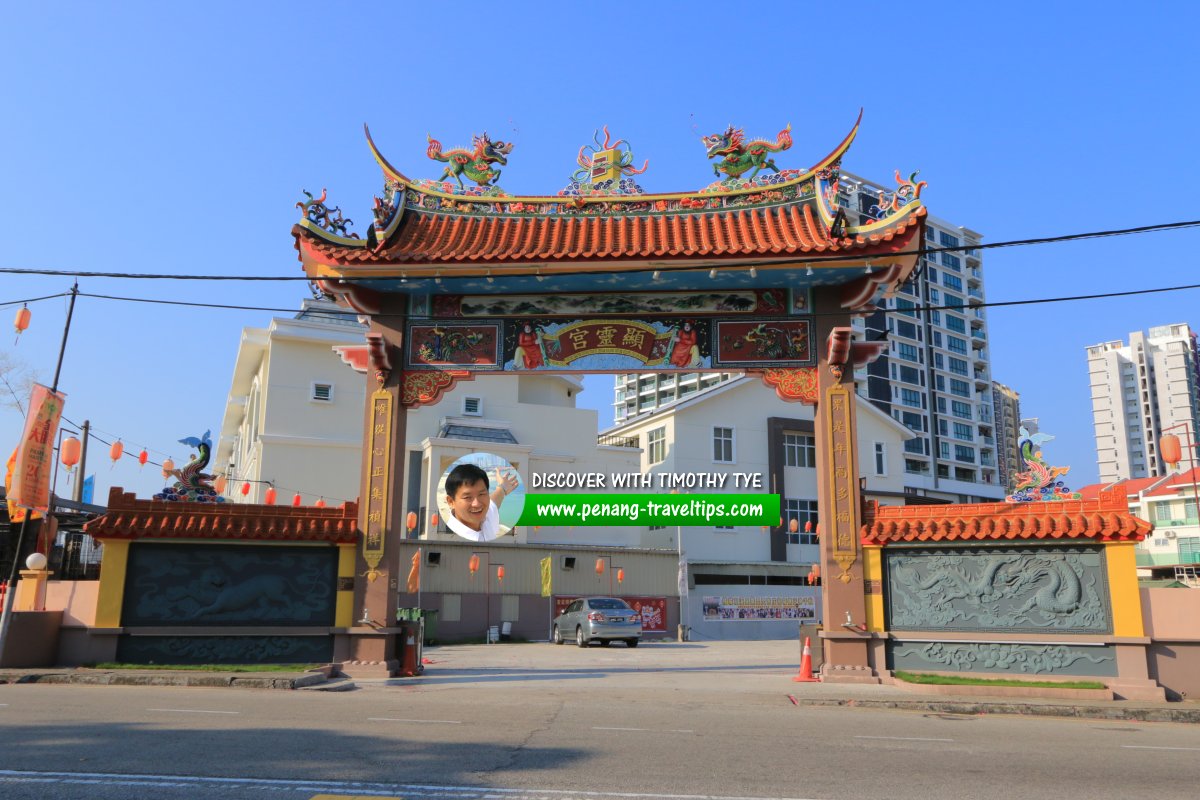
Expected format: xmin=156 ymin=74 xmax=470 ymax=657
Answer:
xmin=85 ymin=488 xmax=359 ymax=544
xmin=291 ymin=114 xmax=926 ymax=306
xmin=861 ymin=488 xmax=1153 ymax=546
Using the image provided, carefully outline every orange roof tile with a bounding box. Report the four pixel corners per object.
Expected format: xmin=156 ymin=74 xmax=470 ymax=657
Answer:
xmin=861 ymin=487 xmax=1151 ymax=545
xmin=1074 ymin=481 xmax=1119 ymax=501
xmin=84 ymin=488 xmax=359 ymax=544
xmin=1142 ymin=468 xmax=1200 ymax=497
xmin=295 ymin=203 xmax=924 ymax=270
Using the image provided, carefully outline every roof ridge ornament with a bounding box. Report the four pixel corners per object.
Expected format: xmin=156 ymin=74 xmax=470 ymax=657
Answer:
xmin=1007 ymin=426 xmax=1083 ymax=502
xmin=424 ymin=131 xmax=514 ymax=192
xmin=560 ymin=126 xmax=649 ymax=196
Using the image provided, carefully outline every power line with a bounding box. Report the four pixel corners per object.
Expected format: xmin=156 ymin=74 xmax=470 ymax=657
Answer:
xmin=0 ymin=219 xmax=1196 ymax=281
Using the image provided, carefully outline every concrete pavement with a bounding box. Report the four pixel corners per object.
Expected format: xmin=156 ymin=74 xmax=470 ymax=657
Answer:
xmin=3 ymin=639 xmax=1197 ymax=722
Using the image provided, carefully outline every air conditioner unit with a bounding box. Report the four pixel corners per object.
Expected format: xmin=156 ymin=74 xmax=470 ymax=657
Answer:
xmin=561 ymin=556 xmax=576 ymax=570
xmin=1164 ymin=530 xmax=1177 ymax=539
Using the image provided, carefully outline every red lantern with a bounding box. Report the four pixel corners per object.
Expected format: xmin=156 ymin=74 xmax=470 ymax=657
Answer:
xmin=264 ymin=486 xmax=277 ymax=505
xmin=213 ymin=474 xmax=227 ymax=494
xmin=805 ymin=520 xmax=813 ymax=533
xmin=469 ymin=554 xmax=480 ymax=574
xmin=315 ymin=497 xmax=326 ymax=508
xmin=60 ymin=436 xmax=81 ymax=469
xmin=137 ymin=449 xmax=148 ymax=467
xmin=1160 ymin=434 xmax=1183 ymax=467
xmin=109 ymin=440 xmax=124 ymax=464
xmin=292 ymin=492 xmax=302 ymax=507
xmin=496 ymin=565 xmax=505 ymax=582
xmin=617 ymin=568 xmax=625 ymax=584
xmin=241 ymin=481 xmax=251 ymax=496
xmin=161 ymin=457 xmax=175 ymax=478
xmin=406 ymin=511 xmax=417 ymax=532
xmin=789 ymin=518 xmax=799 ymax=533
xmin=814 ymin=524 xmax=820 ymax=539
xmin=13 ymin=304 xmax=31 ymax=340
xmin=595 ymin=558 xmax=605 ymax=575
xmin=430 ymin=513 xmax=440 ymax=528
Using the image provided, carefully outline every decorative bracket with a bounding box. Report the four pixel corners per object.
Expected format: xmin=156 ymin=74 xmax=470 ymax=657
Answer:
xmin=401 ymin=370 xmax=474 ymax=408
xmin=757 ymin=367 xmax=818 ymax=403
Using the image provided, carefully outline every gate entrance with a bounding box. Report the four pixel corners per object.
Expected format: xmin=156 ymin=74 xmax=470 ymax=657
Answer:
xmin=293 ymin=115 xmax=927 ymax=677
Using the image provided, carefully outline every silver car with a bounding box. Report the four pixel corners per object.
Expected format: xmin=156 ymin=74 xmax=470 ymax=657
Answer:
xmin=552 ymin=597 xmax=642 ymax=648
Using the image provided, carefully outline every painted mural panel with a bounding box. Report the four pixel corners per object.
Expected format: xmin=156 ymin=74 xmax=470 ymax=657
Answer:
xmin=884 ymin=545 xmax=1112 ymax=634
xmin=713 ymin=319 xmax=812 ymax=366
xmin=406 ymin=323 xmax=501 ymax=369
xmin=423 ymin=289 xmax=789 ymax=318
xmin=503 ymin=318 xmax=710 ymax=371
xmin=120 ymin=543 xmax=338 ymax=627
xmin=116 ymin=635 xmax=332 ymax=665
xmin=888 ymin=641 xmax=1117 ymax=677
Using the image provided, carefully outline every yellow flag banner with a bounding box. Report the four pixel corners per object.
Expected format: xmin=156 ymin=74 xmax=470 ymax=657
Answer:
xmin=4 ymin=446 xmax=41 ymax=524
xmin=407 ymin=550 xmax=421 ymax=594
xmin=7 ymin=384 xmax=65 ymax=515
xmin=540 ymin=556 xmax=552 ymax=598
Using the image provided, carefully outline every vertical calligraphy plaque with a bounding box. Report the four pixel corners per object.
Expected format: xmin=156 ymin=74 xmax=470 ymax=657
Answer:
xmin=824 ymin=383 xmax=860 ymax=582
xmin=363 ymin=389 xmax=393 ymax=579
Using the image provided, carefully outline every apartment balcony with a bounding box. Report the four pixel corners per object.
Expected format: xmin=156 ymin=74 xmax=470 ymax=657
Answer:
xmin=982 ymin=435 xmax=995 ymax=446
xmin=598 ymin=433 xmax=640 ymax=448
xmin=968 ymin=287 xmax=984 ymax=300
xmin=971 ymin=330 xmax=986 ymax=348
xmin=974 ymin=349 xmax=988 ymax=364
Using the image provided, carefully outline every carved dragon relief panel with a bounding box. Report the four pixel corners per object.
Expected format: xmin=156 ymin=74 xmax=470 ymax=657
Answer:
xmin=121 ymin=543 xmax=338 ymax=627
xmin=889 ymin=641 xmax=1117 ymax=677
xmin=116 ymin=635 xmax=333 ymax=666
xmin=884 ymin=545 xmax=1112 ymax=634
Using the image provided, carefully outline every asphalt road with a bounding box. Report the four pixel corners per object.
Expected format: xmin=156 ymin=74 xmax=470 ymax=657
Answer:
xmin=1 ymin=641 xmax=1198 ymax=800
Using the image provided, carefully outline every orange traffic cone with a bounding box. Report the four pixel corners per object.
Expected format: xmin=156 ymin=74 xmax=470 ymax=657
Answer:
xmin=793 ymin=636 xmax=819 ymax=682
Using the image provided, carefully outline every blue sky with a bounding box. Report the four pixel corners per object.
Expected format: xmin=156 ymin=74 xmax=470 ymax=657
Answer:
xmin=2 ymin=1 xmax=1199 ymax=502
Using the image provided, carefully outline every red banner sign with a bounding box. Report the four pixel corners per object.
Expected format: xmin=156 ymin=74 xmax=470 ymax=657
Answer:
xmin=554 ymin=595 xmax=669 ymax=633
xmin=7 ymin=384 xmax=65 ymax=515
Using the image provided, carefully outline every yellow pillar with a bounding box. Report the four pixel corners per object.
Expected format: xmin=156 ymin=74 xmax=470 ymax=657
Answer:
xmin=1104 ymin=542 xmax=1145 ymax=637
xmin=334 ymin=543 xmax=356 ymax=628
xmin=94 ymin=539 xmax=130 ymax=628
xmin=862 ymin=545 xmax=885 ymax=632
xmin=14 ymin=569 xmax=50 ymax=611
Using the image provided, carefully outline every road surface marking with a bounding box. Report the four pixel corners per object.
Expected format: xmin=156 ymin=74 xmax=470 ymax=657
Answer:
xmin=1122 ymin=745 xmax=1200 ymax=751
xmin=854 ymin=736 xmax=954 ymax=742
xmin=369 ymin=717 xmax=462 ymax=724
xmin=145 ymin=707 xmax=240 ymax=715
xmin=0 ymin=770 xmax=825 ymax=800
xmin=593 ymin=727 xmax=693 ymax=734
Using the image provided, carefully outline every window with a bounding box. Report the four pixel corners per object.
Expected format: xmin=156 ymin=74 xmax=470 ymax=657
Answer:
xmin=945 ymin=314 xmax=966 ymax=333
xmin=933 ymin=352 xmax=944 ymax=370
xmin=951 ymin=400 xmax=972 ymax=419
xmin=930 ymin=310 xmax=941 ymax=325
xmin=899 ymin=365 xmax=921 ymax=385
xmin=901 ymin=388 xmax=922 ymax=408
xmin=947 ymin=336 xmax=968 ymax=355
xmin=310 ymin=382 xmax=334 ymax=403
xmin=897 ymin=343 xmax=919 ymax=362
xmin=927 ymin=268 xmax=938 ymax=284
xmin=939 ymin=441 xmax=950 ymax=459
xmin=938 ymin=419 xmax=948 ymax=436
xmin=1153 ymin=503 xmax=1172 ymax=521
xmin=954 ymin=422 xmax=974 ymax=441
xmin=955 ymin=445 xmax=976 ymax=462
xmin=784 ymin=433 xmax=816 ymax=468
xmin=783 ymin=499 xmax=818 ymax=544
xmin=647 ymin=427 xmax=666 ymax=464
xmin=948 ymin=356 xmax=969 ymax=376
xmin=713 ymin=427 xmax=734 ymax=463
xmin=895 ymin=298 xmax=917 ymax=317
xmin=895 ymin=320 xmax=917 ymax=339
xmin=929 ymin=288 xmax=940 ymax=304
xmin=462 ymin=396 xmax=483 ymax=416
xmin=874 ymin=442 xmax=887 ymax=476
xmin=942 ymin=258 xmax=963 ymax=277
xmin=1187 ymin=500 xmax=1199 ymax=521
xmin=901 ymin=411 xmax=924 ymax=431
xmin=939 ymin=231 xmax=961 ymax=248
xmin=936 ymin=397 xmax=947 ymax=413
xmin=715 ymin=525 xmax=735 ymax=532
xmin=932 ymin=332 xmax=942 ymax=348
xmin=904 ymin=437 xmax=926 ymax=454
xmin=950 ymin=379 xmax=971 ymax=397
xmin=935 ymin=375 xmax=945 ymax=391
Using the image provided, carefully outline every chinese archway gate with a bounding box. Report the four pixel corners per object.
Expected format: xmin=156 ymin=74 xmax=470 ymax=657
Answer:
xmin=292 ymin=115 xmax=926 ymax=679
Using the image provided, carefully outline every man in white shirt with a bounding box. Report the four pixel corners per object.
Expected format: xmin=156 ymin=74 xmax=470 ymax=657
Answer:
xmin=443 ymin=463 xmax=519 ymax=542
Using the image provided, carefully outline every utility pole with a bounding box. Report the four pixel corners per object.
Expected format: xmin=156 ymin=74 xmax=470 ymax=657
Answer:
xmin=0 ymin=282 xmax=79 ymax=663
xmin=71 ymin=420 xmax=90 ymax=503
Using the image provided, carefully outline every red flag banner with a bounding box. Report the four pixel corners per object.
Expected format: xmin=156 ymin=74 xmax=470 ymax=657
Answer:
xmin=7 ymin=384 xmax=65 ymax=514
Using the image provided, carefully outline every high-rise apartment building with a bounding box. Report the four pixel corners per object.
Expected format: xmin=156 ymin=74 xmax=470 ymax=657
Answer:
xmin=1086 ymin=323 xmax=1200 ymax=483
xmin=993 ymin=382 xmax=1022 ymax=490
xmin=842 ymin=174 xmax=1003 ymax=502
xmin=611 ymin=172 xmax=1006 ymax=503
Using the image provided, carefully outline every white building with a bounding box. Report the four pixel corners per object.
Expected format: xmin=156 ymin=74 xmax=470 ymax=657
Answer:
xmin=606 ymin=375 xmax=914 ymax=638
xmin=1086 ymin=324 xmax=1200 ymax=483
xmin=993 ymin=382 xmax=1022 ymax=490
